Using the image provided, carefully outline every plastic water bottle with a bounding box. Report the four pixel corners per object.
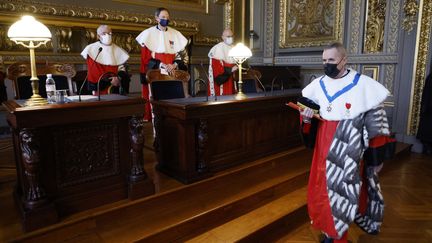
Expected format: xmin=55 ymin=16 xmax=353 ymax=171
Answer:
xmin=45 ymin=74 xmax=56 ymax=103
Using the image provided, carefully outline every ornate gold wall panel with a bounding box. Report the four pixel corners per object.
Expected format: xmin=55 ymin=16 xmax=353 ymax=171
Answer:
xmin=279 ymin=0 xmax=344 ymax=48
xmin=409 ymin=0 xmax=432 ymax=135
xmin=364 ymin=0 xmax=386 ymax=53
xmin=113 ymin=0 xmax=209 ymax=13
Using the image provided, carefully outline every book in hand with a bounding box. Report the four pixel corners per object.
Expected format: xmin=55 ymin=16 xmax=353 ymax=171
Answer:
xmin=286 ymin=101 xmax=323 ymax=121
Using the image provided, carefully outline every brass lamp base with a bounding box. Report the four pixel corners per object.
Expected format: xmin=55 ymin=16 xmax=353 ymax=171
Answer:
xmin=235 ymin=91 xmax=247 ymax=100
xmin=25 ymin=94 xmax=48 ymax=106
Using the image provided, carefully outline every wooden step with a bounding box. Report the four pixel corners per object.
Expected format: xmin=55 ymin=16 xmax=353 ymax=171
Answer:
xmin=185 ymin=187 xmax=308 ymax=243
xmin=13 ymin=148 xmax=312 ymax=242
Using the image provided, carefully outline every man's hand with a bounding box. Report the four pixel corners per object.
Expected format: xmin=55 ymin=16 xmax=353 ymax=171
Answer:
xmin=300 ymin=107 xmax=314 ymax=123
xmin=166 ymin=63 xmax=178 ymax=74
xmin=110 ymin=76 xmax=120 ymax=86
xmin=231 ymin=66 xmax=238 ymax=73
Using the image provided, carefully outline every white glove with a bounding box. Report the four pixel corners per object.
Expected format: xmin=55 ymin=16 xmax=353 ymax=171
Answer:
xmin=300 ymin=107 xmax=314 ymax=123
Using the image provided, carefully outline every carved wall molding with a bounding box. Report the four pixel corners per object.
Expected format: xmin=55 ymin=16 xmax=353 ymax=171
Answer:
xmin=275 ymin=54 xmax=398 ymax=65
xmin=387 ymin=0 xmax=401 ymax=53
xmin=223 ymin=0 xmax=234 ymax=31
xmin=0 ymin=0 xmax=200 ymax=35
xmin=0 ymin=54 xmax=141 ymax=65
xmin=113 ymin=0 xmax=209 ymax=13
xmin=364 ymin=0 xmax=387 ymax=53
xmin=384 ymin=64 xmax=395 ymax=95
xmin=193 ymin=35 xmax=221 ymax=46
xmin=349 ymin=0 xmax=362 ymax=54
xmin=264 ymin=0 xmax=274 ymax=61
xmin=279 ymin=0 xmax=344 ymax=48
xmin=408 ymin=0 xmax=432 ymax=135
xmin=55 ymin=27 xmax=72 ymax=53
xmin=129 ymin=116 xmax=147 ymax=181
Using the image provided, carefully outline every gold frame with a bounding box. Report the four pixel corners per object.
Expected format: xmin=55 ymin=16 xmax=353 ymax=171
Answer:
xmin=408 ymin=0 xmax=432 ymax=135
xmin=362 ymin=65 xmax=380 ymax=80
xmin=113 ymin=0 xmax=209 ymax=14
xmin=279 ymin=0 xmax=344 ymax=48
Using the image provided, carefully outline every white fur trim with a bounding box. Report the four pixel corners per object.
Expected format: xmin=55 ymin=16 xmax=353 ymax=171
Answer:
xmin=208 ymin=42 xmax=236 ymax=64
xmin=135 ymin=26 xmax=187 ymax=54
xmin=302 ymin=69 xmax=390 ymax=121
xmin=81 ymin=42 xmax=129 ymax=66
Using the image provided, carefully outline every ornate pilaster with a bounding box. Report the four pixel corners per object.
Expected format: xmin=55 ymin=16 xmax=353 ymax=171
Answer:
xmin=223 ymin=0 xmax=234 ymax=31
xmin=263 ymin=0 xmax=274 ymax=63
xmin=196 ymin=119 xmax=208 ymax=172
xmin=387 ymin=0 xmax=401 ymax=53
xmin=384 ymin=64 xmax=395 ymax=95
xmin=128 ymin=116 xmax=147 ymax=182
xmin=19 ymin=128 xmax=47 ymax=208
xmin=349 ymin=0 xmax=362 ymax=54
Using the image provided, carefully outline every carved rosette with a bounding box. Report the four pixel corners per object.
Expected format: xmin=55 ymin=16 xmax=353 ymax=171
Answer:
xmin=196 ymin=119 xmax=208 ymax=172
xmin=128 ymin=116 xmax=147 ymax=181
xmin=19 ymin=128 xmax=48 ymax=208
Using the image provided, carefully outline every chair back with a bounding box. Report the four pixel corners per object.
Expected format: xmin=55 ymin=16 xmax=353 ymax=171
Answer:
xmin=7 ymin=62 xmax=76 ymax=99
xmin=146 ymin=69 xmax=190 ymax=101
xmin=233 ymin=69 xmax=262 ymax=93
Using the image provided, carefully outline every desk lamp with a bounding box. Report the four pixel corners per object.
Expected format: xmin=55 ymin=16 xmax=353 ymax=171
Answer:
xmin=228 ymin=43 xmax=252 ymax=100
xmin=8 ymin=15 xmax=52 ymax=106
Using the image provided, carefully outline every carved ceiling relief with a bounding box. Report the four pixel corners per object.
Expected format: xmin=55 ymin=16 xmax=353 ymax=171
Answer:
xmin=364 ymin=0 xmax=387 ymax=53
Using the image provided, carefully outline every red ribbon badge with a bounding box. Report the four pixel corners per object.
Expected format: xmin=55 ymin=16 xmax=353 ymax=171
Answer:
xmin=345 ymin=103 xmax=351 ymax=110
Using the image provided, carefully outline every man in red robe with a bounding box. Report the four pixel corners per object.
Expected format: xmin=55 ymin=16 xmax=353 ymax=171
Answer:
xmin=300 ymin=43 xmax=395 ymax=243
xmin=81 ymin=25 xmax=129 ymax=95
xmin=208 ymin=29 xmax=238 ymax=96
xmin=136 ymin=7 xmax=188 ymax=121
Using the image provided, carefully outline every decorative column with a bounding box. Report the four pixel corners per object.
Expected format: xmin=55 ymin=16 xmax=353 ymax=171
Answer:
xmin=127 ymin=116 xmax=155 ymax=199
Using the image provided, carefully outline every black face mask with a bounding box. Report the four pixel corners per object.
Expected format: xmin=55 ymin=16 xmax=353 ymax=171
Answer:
xmin=159 ymin=19 xmax=169 ymax=27
xmin=323 ymin=63 xmax=341 ymax=78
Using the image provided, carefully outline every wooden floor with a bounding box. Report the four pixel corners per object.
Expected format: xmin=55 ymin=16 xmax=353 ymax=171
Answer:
xmin=0 ymin=123 xmax=431 ymax=242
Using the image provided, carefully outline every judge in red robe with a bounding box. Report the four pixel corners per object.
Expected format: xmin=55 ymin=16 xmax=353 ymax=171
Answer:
xmin=135 ymin=7 xmax=188 ymax=121
xmin=300 ymin=43 xmax=395 ymax=243
xmin=208 ymin=29 xmax=238 ymax=96
xmin=81 ymin=25 xmax=129 ymax=95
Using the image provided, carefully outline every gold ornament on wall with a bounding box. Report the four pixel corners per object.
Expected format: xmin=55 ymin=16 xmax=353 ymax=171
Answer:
xmin=279 ymin=0 xmax=344 ymax=48
xmin=55 ymin=27 xmax=72 ymax=53
xmin=364 ymin=0 xmax=387 ymax=53
xmin=402 ymin=0 xmax=419 ymax=33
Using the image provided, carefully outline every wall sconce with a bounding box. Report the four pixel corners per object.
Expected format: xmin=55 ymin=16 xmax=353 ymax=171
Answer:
xmin=402 ymin=0 xmax=419 ymax=33
xmin=228 ymin=43 xmax=252 ymax=100
xmin=8 ymin=15 xmax=52 ymax=106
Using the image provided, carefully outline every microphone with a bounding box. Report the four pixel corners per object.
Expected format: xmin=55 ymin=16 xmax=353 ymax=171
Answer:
xmin=79 ymin=46 xmax=103 ymax=102
xmin=244 ymin=63 xmax=267 ymax=96
xmin=199 ymin=61 xmax=210 ymax=102
xmin=97 ymin=72 xmax=116 ymax=101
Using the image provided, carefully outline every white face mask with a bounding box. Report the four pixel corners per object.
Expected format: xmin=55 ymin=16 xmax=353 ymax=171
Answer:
xmin=100 ymin=34 xmax=112 ymax=45
xmin=224 ymin=37 xmax=233 ymax=45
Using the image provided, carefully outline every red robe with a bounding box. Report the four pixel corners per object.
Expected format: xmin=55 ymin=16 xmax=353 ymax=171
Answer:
xmin=208 ymin=58 xmax=236 ymax=96
xmin=86 ymin=57 xmax=119 ymax=94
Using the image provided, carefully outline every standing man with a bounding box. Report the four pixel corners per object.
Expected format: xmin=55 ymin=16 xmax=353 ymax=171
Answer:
xmin=300 ymin=43 xmax=395 ymax=243
xmin=136 ymin=7 xmax=188 ymax=121
xmin=208 ymin=29 xmax=238 ymax=96
xmin=81 ymin=25 xmax=130 ymax=95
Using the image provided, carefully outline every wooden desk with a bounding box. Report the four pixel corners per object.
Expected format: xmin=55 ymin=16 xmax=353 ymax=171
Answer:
xmin=152 ymin=90 xmax=302 ymax=184
xmin=3 ymin=95 xmax=154 ymax=231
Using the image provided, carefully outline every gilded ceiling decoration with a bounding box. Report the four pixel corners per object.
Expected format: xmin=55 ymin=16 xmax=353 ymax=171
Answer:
xmin=364 ymin=0 xmax=386 ymax=53
xmin=279 ymin=0 xmax=344 ymax=48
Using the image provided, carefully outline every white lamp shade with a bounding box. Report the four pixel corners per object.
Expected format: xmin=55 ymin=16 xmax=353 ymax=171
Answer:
xmin=8 ymin=15 xmax=51 ymax=42
xmin=228 ymin=43 xmax=252 ymax=59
